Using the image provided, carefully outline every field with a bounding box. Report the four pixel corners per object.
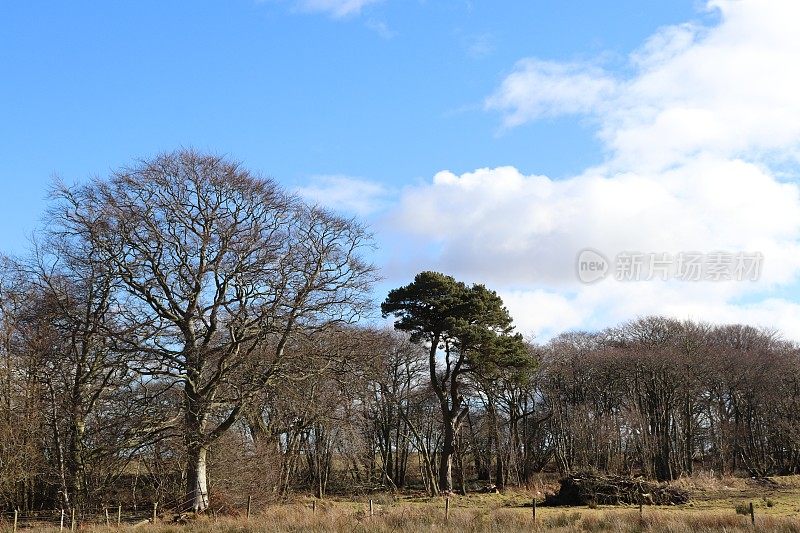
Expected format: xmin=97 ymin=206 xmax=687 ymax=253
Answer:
xmin=6 ymin=475 xmax=800 ymax=532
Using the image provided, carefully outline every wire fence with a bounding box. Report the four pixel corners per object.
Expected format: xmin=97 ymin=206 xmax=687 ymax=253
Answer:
xmin=0 ymin=507 xmax=153 ymax=530
xmin=0 ymin=496 xmax=776 ymax=531
xmin=0 ymin=492 xmax=201 ymax=530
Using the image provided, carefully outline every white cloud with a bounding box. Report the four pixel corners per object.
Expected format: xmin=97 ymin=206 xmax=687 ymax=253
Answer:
xmin=294 ymin=0 xmax=381 ymax=18
xmin=296 ymin=175 xmax=391 ymax=216
xmin=387 ymin=0 xmax=800 ymax=340
xmin=499 ymin=290 xmax=590 ymax=340
xmin=485 ymin=59 xmax=616 ymax=128
xmin=486 ymin=0 xmax=800 ymax=171
xmin=394 ymin=160 xmax=800 ymax=285
xmin=389 ymin=160 xmax=800 ymax=338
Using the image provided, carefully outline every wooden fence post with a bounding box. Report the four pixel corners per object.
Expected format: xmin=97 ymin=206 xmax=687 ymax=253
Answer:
xmin=369 ymin=499 xmax=373 ymax=518
xmin=13 ymin=509 xmax=18 ymax=533
xmin=532 ymin=497 xmax=536 ymax=522
xmin=750 ymin=502 xmax=755 ymax=526
xmin=247 ymin=495 xmax=252 ymax=519
xmin=117 ymin=505 xmax=121 ymax=526
xmin=445 ymin=496 xmax=450 ymax=521
xmin=312 ymin=500 xmax=316 ymax=514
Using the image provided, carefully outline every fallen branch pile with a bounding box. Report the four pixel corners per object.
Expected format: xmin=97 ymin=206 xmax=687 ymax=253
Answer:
xmin=545 ymin=472 xmax=690 ymax=506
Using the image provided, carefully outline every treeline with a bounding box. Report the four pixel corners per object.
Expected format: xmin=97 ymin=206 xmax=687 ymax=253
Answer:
xmin=1 ymin=150 xmax=799 ymax=515
xmin=533 ymin=320 xmax=800 ymax=481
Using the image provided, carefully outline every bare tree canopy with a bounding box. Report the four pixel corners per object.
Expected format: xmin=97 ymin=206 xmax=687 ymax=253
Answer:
xmin=49 ymin=149 xmax=377 ymax=511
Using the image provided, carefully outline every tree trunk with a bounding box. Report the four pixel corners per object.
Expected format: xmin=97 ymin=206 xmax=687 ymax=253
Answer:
xmin=68 ymin=408 xmax=86 ymax=508
xmin=439 ymin=419 xmax=455 ymax=493
xmin=185 ymin=444 xmax=210 ymax=513
xmin=455 ymin=442 xmax=467 ymax=495
xmin=684 ymin=394 xmax=693 ymax=475
xmin=184 ymin=382 xmax=210 ymax=513
xmin=488 ymin=398 xmax=505 ymax=490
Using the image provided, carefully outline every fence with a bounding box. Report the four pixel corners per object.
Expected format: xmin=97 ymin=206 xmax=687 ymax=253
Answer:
xmin=0 ymin=496 xmax=769 ymax=530
xmin=0 ymin=494 xmax=519 ymax=530
xmin=0 ymin=492 xmax=200 ymax=531
xmin=0 ymin=507 xmax=153 ymax=531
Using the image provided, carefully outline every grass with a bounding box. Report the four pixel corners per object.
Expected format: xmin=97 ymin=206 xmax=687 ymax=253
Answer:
xmin=11 ymin=506 xmax=798 ymax=533
xmin=3 ymin=475 xmax=800 ymax=532
xmin=672 ymin=473 xmax=800 ymax=516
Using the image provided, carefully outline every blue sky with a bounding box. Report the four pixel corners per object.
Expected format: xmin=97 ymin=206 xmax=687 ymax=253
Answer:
xmin=0 ymin=0 xmax=702 ymax=250
xmin=3 ymin=1 xmax=800 ymax=340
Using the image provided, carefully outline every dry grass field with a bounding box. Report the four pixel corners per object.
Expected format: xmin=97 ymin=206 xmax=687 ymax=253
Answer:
xmin=4 ymin=475 xmax=800 ymax=532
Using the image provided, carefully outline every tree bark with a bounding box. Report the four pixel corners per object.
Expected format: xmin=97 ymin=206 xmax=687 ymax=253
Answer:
xmin=68 ymin=407 xmax=86 ymax=507
xmin=184 ymin=381 xmax=210 ymax=513
xmin=438 ymin=418 xmax=455 ymax=493
xmin=185 ymin=444 xmax=209 ymax=513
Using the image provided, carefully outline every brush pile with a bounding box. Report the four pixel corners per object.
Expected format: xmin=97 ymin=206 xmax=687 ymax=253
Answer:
xmin=545 ymin=472 xmax=690 ymax=506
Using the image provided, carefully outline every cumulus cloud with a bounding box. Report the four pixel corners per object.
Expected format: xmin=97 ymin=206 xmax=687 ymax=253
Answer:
xmin=394 ymin=160 xmax=800 ymax=286
xmin=499 ymin=282 xmax=800 ymax=342
xmin=389 ymin=160 xmax=800 ymax=338
xmin=388 ymin=0 xmax=800 ymax=340
xmin=486 ymin=0 xmax=800 ymax=170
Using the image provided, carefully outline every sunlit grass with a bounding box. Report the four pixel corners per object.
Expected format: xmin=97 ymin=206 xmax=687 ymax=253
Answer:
xmin=7 ymin=475 xmax=800 ymax=532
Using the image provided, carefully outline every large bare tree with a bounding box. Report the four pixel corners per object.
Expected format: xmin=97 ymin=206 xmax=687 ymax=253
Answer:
xmin=53 ymin=150 xmax=376 ymax=512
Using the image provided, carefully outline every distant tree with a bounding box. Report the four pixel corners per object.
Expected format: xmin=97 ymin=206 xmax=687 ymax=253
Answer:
xmin=364 ymin=329 xmax=428 ymax=491
xmin=16 ymin=249 xmax=130 ymax=510
xmin=0 ymin=260 xmax=49 ymax=511
xmin=381 ymin=271 xmax=531 ymax=493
